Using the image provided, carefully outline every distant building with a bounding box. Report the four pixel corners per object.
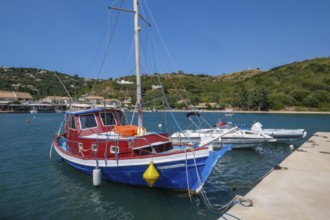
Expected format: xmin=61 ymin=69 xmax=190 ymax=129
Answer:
xmin=123 ymin=97 xmax=132 ymax=102
xmin=122 ymin=97 xmax=132 ymax=108
xmin=106 ymin=99 xmax=121 ymax=107
xmin=78 ymin=94 xmax=89 ymax=102
xmin=79 ymin=95 xmax=104 ymax=104
xmin=93 ymin=99 xmax=122 ymax=108
xmin=26 ymin=73 xmax=35 ymax=78
xmin=11 ymin=83 xmax=21 ymax=90
xmin=0 ymin=90 xmax=33 ymax=104
xmin=0 ymin=67 xmax=11 ymax=72
xmin=40 ymin=96 xmax=71 ymax=104
xmin=38 ymin=70 xmax=48 ymax=74
xmin=84 ymin=78 xmax=93 ymax=82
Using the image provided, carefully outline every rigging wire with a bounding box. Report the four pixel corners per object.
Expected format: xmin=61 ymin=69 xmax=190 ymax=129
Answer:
xmin=54 ymin=72 xmax=72 ymax=102
xmin=91 ymin=1 xmax=123 ymax=95
xmin=133 ymin=2 xmax=184 ymax=131
xmin=143 ymin=1 xmax=193 ymax=108
xmin=137 ymin=20 xmax=183 ymax=131
xmin=156 ymin=74 xmax=183 ymax=132
xmin=145 ymin=28 xmax=189 ymax=107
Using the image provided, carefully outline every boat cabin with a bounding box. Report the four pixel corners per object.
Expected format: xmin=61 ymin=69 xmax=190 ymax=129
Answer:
xmin=59 ymin=108 xmax=172 ymax=160
xmin=65 ymin=108 xmax=127 ymax=137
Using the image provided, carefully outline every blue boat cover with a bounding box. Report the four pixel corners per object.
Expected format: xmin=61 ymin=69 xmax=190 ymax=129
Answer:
xmin=65 ymin=108 xmax=104 ymax=116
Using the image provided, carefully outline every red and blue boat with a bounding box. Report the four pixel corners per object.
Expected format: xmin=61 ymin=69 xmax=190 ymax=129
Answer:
xmin=52 ymin=108 xmax=231 ymax=193
xmin=51 ymin=0 xmax=231 ymax=193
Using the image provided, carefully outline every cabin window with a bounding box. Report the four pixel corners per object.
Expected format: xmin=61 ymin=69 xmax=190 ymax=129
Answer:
xmin=67 ymin=115 xmax=76 ymax=130
xmin=115 ymin=111 xmax=127 ymax=125
xmin=80 ymin=113 xmax=97 ymax=129
xmin=100 ymin=112 xmax=116 ymax=126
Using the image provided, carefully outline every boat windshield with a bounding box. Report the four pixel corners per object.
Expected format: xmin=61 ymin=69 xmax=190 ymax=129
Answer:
xmin=67 ymin=115 xmax=76 ymax=130
xmin=115 ymin=111 xmax=127 ymax=125
xmin=80 ymin=113 xmax=97 ymax=129
xmin=100 ymin=112 xmax=116 ymax=126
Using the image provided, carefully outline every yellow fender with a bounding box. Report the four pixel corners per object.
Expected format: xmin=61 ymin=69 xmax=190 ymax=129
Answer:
xmin=143 ymin=161 xmax=159 ymax=187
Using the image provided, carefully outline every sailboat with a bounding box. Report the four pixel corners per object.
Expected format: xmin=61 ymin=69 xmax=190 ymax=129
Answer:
xmin=51 ymin=0 xmax=231 ymax=193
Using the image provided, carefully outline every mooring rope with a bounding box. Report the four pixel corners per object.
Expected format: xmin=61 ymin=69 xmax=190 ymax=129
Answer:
xmin=184 ymin=148 xmax=192 ymax=201
xmin=196 ymin=164 xmax=287 ymax=212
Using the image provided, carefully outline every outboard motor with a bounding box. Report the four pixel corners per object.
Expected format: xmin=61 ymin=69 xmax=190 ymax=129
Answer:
xmin=251 ymin=122 xmax=263 ymax=131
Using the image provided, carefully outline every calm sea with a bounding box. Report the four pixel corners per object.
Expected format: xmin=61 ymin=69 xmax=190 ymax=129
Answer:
xmin=1 ymin=112 xmax=329 ymax=220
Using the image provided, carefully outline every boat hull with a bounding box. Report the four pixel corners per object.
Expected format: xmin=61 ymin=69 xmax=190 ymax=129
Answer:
xmin=171 ymin=136 xmax=273 ymax=148
xmin=251 ymin=122 xmax=307 ymax=141
xmin=171 ymin=129 xmax=276 ymax=149
xmin=54 ymin=141 xmax=231 ymax=193
xmin=262 ymin=129 xmax=307 ymax=139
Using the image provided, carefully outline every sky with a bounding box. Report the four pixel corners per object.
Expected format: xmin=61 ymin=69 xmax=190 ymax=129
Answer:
xmin=1 ymin=0 xmax=329 ymax=79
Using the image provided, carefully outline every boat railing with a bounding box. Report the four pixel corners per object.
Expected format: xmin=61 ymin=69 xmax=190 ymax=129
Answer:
xmin=65 ymin=139 xmax=114 ymax=157
xmin=62 ymin=131 xmax=173 ymax=157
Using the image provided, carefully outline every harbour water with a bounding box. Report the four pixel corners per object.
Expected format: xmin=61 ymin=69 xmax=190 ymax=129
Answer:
xmin=1 ymin=112 xmax=329 ymax=219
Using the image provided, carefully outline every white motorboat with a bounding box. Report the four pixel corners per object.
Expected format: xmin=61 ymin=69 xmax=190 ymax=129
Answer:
xmin=170 ymin=112 xmax=276 ymax=148
xmin=171 ymin=127 xmax=276 ymax=148
xmin=30 ymin=107 xmax=37 ymax=114
xmin=251 ymin=122 xmax=307 ymax=141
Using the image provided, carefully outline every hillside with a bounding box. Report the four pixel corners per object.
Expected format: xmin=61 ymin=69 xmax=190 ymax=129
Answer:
xmin=0 ymin=67 xmax=97 ymax=100
xmin=1 ymin=57 xmax=330 ymax=111
xmin=243 ymin=57 xmax=330 ymax=111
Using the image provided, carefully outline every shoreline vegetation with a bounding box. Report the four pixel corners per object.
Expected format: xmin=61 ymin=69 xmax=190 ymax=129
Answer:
xmin=1 ymin=108 xmax=330 ymax=114
xmin=1 ymin=57 xmax=330 ymax=112
xmin=156 ymin=109 xmax=330 ymax=114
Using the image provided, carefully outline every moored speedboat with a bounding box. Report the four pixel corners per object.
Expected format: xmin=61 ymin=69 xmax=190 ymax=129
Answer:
xmin=251 ymin=121 xmax=307 ymax=141
xmin=171 ymin=127 xmax=276 ymax=149
xmin=30 ymin=107 xmax=37 ymax=114
xmin=170 ymin=112 xmax=276 ymax=148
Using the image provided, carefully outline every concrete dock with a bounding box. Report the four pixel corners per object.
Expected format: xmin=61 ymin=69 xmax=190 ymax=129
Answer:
xmin=221 ymin=132 xmax=330 ymax=220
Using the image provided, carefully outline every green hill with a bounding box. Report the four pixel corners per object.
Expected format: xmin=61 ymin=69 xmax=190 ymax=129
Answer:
xmin=0 ymin=67 xmax=97 ymax=100
xmin=242 ymin=57 xmax=330 ymax=111
xmin=1 ymin=57 xmax=329 ymax=111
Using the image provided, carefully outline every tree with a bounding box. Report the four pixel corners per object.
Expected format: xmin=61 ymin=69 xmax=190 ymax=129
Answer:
xmin=252 ymin=87 xmax=269 ymax=110
xmin=235 ymin=87 xmax=250 ymax=110
xmin=290 ymin=90 xmax=310 ymax=103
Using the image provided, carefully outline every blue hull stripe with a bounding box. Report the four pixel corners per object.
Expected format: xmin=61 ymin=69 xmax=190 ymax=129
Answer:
xmin=62 ymin=145 xmax=231 ymax=193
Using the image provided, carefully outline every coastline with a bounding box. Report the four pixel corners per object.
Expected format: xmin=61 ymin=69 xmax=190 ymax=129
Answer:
xmin=155 ymin=109 xmax=330 ymax=115
xmin=1 ymin=109 xmax=329 ymax=115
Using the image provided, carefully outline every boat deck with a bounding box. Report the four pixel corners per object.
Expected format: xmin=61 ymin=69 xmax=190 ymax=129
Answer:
xmin=221 ymin=132 xmax=330 ymax=220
